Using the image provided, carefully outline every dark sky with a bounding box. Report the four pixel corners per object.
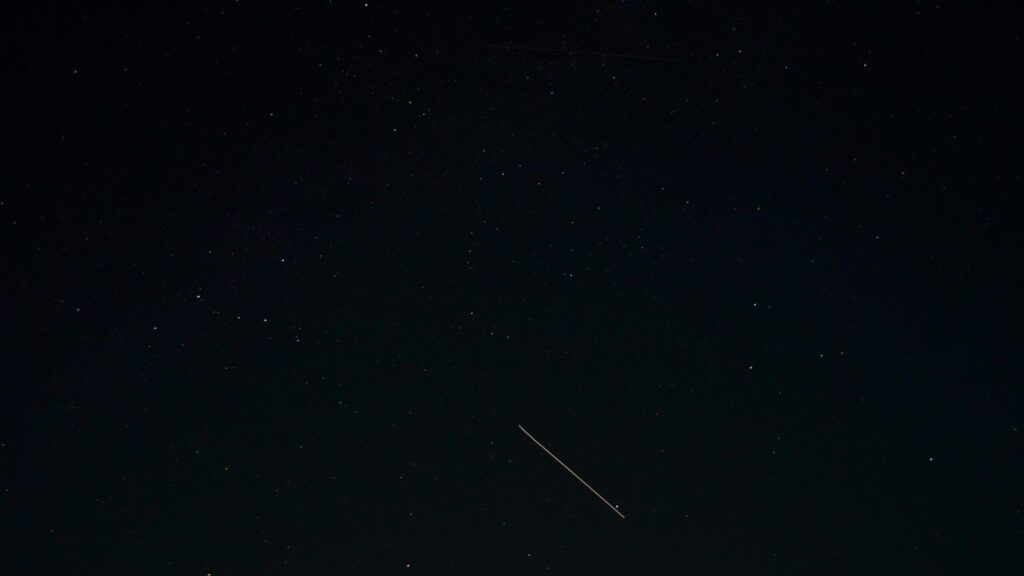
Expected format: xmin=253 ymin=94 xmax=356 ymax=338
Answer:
xmin=5 ymin=2 xmax=1023 ymax=573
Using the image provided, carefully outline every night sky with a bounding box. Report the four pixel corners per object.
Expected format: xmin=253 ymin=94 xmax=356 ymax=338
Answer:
xmin=5 ymin=2 xmax=1023 ymax=573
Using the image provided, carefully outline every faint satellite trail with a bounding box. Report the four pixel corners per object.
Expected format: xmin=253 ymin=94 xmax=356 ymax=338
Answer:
xmin=485 ymin=43 xmax=688 ymax=63
xmin=518 ymin=424 xmax=626 ymax=519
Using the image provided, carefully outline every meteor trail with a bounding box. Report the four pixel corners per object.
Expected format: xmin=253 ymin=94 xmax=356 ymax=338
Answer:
xmin=518 ymin=424 xmax=626 ymax=519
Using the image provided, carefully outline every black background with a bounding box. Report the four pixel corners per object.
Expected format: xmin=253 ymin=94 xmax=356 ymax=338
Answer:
xmin=4 ymin=2 xmax=1022 ymax=573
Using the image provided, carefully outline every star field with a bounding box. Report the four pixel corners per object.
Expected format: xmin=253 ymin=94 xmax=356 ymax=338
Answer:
xmin=4 ymin=2 xmax=1023 ymax=573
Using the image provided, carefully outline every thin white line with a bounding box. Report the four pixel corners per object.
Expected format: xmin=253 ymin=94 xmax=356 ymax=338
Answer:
xmin=518 ymin=424 xmax=626 ymax=519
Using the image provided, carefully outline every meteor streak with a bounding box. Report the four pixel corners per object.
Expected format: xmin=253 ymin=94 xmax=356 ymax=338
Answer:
xmin=518 ymin=424 xmax=626 ymax=519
